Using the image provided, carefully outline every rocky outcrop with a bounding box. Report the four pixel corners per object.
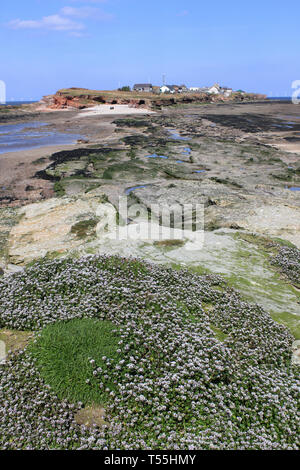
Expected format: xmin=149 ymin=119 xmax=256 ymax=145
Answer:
xmin=41 ymin=88 xmax=267 ymax=111
xmin=291 ymin=340 xmax=300 ymax=365
xmin=41 ymin=94 xmax=88 ymax=110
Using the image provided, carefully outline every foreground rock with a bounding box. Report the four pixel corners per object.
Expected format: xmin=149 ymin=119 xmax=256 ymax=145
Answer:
xmin=0 ymin=256 xmax=298 ymax=449
xmin=0 ymin=101 xmax=299 ymax=338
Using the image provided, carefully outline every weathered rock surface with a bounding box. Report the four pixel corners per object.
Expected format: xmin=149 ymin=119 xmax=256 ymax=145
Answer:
xmin=75 ymin=406 xmax=107 ymax=428
xmin=1 ymin=101 xmax=299 ymax=338
xmin=8 ymin=191 xmax=108 ymax=265
xmin=291 ymin=340 xmax=300 ymax=365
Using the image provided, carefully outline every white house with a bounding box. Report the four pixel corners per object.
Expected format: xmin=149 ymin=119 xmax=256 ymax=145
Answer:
xmin=221 ymin=87 xmax=233 ymax=97
xmin=189 ymin=84 xmax=233 ymax=96
xmin=133 ymin=84 xmax=153 ymax=92
xmin=189 ymin=86 xmax=214 ymax=94
xmin=178 ymin=85 xmax=188 ymax=93
xmin=160 ymin=85 xmax=176 ymax=94
xmin=208 ymin=84 xmax=221 ymax=95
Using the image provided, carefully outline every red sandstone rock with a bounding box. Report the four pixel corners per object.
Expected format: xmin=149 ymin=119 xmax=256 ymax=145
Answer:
xmin=41 ymin=90 xmax=267 ymax=111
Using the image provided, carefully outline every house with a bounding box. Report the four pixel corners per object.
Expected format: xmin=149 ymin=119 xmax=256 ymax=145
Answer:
xmin=220 ymin=87 xmax=233 ymax=97
xmin=160 ymin=85 xmax=176 ymax=94
xmin=208 ymin=84 xmax=221 ymax=95
xmin=152 ymin=85 xmax=161 ymax=95
xmin=189 ymin=84 xmax=233 ymax=96
xmin=175 ymin=84 xmax=188 ymax=93
xmin=179 ymin=84 xmax=188 ymax=93
xmin=133 ymin=84 xmax=153 ymax=92
xmin=189 ymin=87 xmax=210 ymax=93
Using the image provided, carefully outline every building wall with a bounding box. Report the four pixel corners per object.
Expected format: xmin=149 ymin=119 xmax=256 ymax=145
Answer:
xmin=134 ymin=86 xmax=152 ymax=92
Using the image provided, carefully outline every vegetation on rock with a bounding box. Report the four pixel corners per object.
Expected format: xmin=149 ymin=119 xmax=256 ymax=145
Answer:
xmin=30 ymin=318 xmax=120 ymax=405
xmin=0 ymin=256 xmax=299 ymax=450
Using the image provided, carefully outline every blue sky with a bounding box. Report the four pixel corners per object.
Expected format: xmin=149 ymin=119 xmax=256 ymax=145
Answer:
xmin=1 ymin=0 xmax=300 ymax=100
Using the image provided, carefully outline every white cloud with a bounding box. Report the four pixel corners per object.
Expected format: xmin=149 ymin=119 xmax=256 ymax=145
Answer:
xmin=9 ymin=14 xmax=84 ymax=31
xmin=8 ymin=3 xmax=113 ymax=35
xmin=61 ymin=6 xmax=113 ymax=20
xmin=61 ymin=6 xmax=96 ymax=17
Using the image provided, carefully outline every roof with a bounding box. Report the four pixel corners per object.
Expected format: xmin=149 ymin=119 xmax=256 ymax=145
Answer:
xmin=133 ymin=84 xmax=152 ymax=88
xmin=161 ymin=85 xmax=176 ymax=91
xmin=190 ymin=87 xmax=210 ymax=92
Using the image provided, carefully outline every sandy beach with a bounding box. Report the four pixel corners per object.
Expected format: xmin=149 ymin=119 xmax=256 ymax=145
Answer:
xmin=77 ymin=104 xmax=156 ymax=117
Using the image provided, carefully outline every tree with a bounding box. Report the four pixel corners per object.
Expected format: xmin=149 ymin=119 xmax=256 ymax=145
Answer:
xmin=118 ymin=86 xmax=131 ymax=92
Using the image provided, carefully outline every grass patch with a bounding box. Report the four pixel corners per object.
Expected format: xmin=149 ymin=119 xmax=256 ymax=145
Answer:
xmin=235 ymin=232 xmax=297 ymax=253
xmin=70 ymin=218 xmax=99 ymax=239
xmin=154 ymin=239 xmax=185 ymax=248
xmin=29 ymin=318 xmax=121 ymax=405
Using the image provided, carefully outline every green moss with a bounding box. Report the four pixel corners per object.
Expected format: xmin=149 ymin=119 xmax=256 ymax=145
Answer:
xmin=154 ymin=239 xmax=185 ymax=249
xmin=32 ymin=157 xmax=47 ymax=165
xmin=85 ymin=183 xmax=101 ymax=193
xmin=113 ymin=118 xmax=149 ymax=128
xmin=70 ymin=219 xmax=99 ymax=239
xmin=45 ymin=251 xmax=65 ymax=260
xmin=102 ymin=161 xmax=156 ymax=180
xmin=53 ymin=181 xmax=65 ymax=196
xmin=127 ymin=148 xmax=137 ymax=160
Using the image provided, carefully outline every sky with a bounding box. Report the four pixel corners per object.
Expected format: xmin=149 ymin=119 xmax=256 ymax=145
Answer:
xmin=1 ymin=0 xmax=300 ymax=100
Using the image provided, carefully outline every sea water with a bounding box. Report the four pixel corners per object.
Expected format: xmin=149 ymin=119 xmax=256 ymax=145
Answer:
xmin=0 ymin=122 xmax=81 ymax=154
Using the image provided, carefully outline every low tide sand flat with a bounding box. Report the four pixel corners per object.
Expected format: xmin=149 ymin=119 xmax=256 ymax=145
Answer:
xmin=78 ymin=104 xmax=156 ymax=117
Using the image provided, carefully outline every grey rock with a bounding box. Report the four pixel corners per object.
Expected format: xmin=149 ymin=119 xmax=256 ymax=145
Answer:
xmin=291 ymin=340 xmax=300 ymax=366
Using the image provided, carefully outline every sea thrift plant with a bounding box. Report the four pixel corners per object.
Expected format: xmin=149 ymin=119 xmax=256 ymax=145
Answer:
xmin=0 ymin=255 xmax=299 ymax=450
xmin=271 ymin=246 xmax=300 ymax=286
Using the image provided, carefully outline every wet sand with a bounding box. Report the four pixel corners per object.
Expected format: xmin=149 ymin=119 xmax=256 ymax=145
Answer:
xmin=78 ymin=104 xmax=156 ymax=117
xmin=0 ymin=110 xmax=119 ymax=206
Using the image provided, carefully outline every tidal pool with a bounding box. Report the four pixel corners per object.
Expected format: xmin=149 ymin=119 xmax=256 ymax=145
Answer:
xmin=168 ymin=129 xmax=189 ymax=141
xmin=125 ymin=185 xmax=148 ymax=195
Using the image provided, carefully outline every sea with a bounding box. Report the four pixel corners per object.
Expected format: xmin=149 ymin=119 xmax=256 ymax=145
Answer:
xmin=0 ymin=101 xmax=37 ymax=106
xmin=267 ymin=97 xmax=293 ymax=101
xmin=0 ymin=121 xmax=82 ymax=155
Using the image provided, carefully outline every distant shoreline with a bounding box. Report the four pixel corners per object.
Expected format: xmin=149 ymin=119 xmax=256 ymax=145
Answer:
xmin=0 ymin=97 xmax=294 ymax=107
xmin=267 ymin=97 xmax=293 ymax=101
xmin=0 ymin=101 xmax=37 ymax=106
